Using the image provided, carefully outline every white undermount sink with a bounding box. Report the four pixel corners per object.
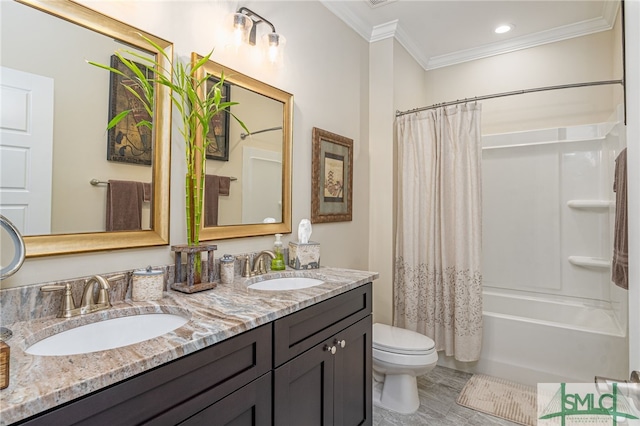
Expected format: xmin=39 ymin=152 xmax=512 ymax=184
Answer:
xmin=248 ymin=277 xmax=324 ymax=291
xmin=25 ymin=313 xmax=189 ymax=356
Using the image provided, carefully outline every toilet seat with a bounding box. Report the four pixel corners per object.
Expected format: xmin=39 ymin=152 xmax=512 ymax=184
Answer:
xmin=373 ymin=323 xmax=436 ymax=355
xmin=373 ymin=346 xmax=438 ymax=367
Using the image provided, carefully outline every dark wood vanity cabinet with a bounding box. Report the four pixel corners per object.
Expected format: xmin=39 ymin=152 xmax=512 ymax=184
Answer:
xmin=17 ymin=324 xmax=273 ymax=426
xmin=15 ymin=283 xmax=372 ymax=426
xmin=273 ymin=284 xmax=373 ymax=426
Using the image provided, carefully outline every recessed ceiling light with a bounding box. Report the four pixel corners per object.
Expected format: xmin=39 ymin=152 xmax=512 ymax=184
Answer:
xmin=494 ymin=24 xmax=513 ymax=34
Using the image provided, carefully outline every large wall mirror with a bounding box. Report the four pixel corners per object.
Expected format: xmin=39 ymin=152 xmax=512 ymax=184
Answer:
xmin=193 ymin=54 xmax=292 ymax=240
xmin=1 ymin=0 xmax=172 ymax=257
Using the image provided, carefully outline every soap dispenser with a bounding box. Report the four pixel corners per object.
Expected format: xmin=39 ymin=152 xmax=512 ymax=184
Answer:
xmin=271 ymin=234 xmax=286 ymax=271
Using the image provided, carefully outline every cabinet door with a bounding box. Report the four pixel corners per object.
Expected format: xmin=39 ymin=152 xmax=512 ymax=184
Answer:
xmin=274 ymin=340 xmax=335 ymax=426
xmin=19 ymin=325 xmax=272 ymax=426
xmin=274 ymin=284 xmax=372 ymax=367
xmin=334 ymin=316 xmax=372 ymax=426
xmin=179 ymin=373 xmax=272 ymax=426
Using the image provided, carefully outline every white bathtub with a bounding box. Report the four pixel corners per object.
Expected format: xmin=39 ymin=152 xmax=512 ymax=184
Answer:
xmin=443 ymin=117 xmax=630 ymax=387
xmin=440 ymin=290 xmax=628 ymax=386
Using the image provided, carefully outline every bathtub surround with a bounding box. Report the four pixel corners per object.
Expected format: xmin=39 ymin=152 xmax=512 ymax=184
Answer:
xmin=394 ymin=103 xmax=484 ymax=362
xmin=465 ymin=118 xmax=628 ymax=385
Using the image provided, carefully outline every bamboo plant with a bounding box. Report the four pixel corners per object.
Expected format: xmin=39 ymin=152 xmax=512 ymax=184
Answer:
xmin=89 ymin=35 xmax=247 ymax=280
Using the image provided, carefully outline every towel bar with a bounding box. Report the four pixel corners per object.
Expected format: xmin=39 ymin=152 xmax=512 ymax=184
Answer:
xmin=93 ymin=178 xmax=236 ymax=185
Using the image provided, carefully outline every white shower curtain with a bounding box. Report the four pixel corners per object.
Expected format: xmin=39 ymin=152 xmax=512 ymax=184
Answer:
xmin=394 ymin=103 xmax=483 ymax=362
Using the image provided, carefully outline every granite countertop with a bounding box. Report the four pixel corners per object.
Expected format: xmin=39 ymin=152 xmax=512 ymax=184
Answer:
xmin=0 ymin=267 xmax=378 ymax=425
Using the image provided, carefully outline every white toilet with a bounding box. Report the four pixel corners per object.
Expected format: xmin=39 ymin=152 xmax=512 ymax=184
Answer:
xmin=372 ymin=323 xmax=438 ymax=414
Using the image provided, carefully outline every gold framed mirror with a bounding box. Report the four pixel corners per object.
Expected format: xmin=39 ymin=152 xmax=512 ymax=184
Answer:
xmin=2 ymin=0 xmax=172 ymax=257
xmin=192 ymin=54 xmax=292 ymax=240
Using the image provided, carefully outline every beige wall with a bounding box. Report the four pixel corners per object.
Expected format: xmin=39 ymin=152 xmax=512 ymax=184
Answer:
xmin=369 ymin=40 xmax=429 ymax=325
xmin=424 ymin=25 xmax=623 ymax=135
xmin=368 ymin=38 xmax=394 ymax=325
xmin=1 ymin=0 xmax=371 ymax=289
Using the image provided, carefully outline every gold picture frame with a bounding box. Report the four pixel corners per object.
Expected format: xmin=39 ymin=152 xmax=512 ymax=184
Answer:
xmin=311 ymin=127 xmax=353 ymax=223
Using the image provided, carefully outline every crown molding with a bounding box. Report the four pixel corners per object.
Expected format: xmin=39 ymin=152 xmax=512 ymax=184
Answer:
xmin=370 ymin=19 xmax=397 ymax=42
xmin=321 ymin=1 xmax=619 ymax=72
xmin=426 ymin=15 xmax=617 ymax=70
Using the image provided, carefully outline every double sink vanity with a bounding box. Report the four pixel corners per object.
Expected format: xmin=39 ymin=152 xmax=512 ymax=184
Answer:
xmin=0 ymin=267 xmax=377 ymax=425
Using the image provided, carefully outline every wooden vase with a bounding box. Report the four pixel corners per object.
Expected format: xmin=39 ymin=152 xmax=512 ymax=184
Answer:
xmin=171 ymin=243 xmax=217 ymax=293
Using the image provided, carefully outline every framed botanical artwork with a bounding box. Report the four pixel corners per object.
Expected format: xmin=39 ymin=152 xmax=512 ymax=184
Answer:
xmin=107 ymin=55 xmax=153 ymax=165
xmin=311 ymin=127 xmax=353 ymax=223
xmin=205 ymin=76 xmax=231 ymax=161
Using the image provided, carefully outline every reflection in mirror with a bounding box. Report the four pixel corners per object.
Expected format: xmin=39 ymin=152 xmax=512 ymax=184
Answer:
xmin=0 ymin=0 xmax=172 ymax=257
xmin=193 ymin=55 xmax=293 ymax=240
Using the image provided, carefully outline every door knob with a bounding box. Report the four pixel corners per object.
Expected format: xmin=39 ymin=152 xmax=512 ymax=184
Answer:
xmin=334 ymin=339 xmax=346 ymax=348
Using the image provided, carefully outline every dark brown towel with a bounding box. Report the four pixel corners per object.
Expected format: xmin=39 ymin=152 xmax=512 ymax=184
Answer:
xmin=612 ymin=148 xmax=628 ymax=290
xmin=204 ymin=175 xmax=232 ymax=227
xmin=218 ymin=176 xmax=231 ymax=196
xmin=142 ymin=182 xmax=152 ymax=202
xmin=106 ymin=180 xmax=144 ymax=231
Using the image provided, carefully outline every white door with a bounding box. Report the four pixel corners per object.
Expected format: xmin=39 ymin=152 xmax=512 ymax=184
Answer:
xmin=242 ymin=147 xmax=282 ymax=224
xmin=0 ymin=66 xmax=54 ymax=235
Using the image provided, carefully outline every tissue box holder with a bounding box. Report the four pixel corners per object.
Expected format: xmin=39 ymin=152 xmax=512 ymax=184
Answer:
xmin=288 ymin=241 xmax=320 ymax=270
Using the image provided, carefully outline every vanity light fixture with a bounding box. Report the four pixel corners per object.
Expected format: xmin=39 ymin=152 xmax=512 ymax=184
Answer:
xmin=494 ymin=24 xmax=513 ymax=34
xmin=230 ymin=7 xmax=286 ymax=65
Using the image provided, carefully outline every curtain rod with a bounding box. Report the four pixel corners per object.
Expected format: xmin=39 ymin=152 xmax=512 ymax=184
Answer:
xmin=395 ymin=79 xmax=624 ymax=117
xmin=240 ymin=126 xmax=283 ymax=140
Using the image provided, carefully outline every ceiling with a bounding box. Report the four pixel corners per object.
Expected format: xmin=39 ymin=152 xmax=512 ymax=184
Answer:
xmin=320 ymin=0 xmax=619 ymax=70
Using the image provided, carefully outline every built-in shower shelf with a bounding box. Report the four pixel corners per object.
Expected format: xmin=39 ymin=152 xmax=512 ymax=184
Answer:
xmin=568 ymin=256 xmax=611 ymax=269
xmin=567 ymin=200 xmax=613 ymax=210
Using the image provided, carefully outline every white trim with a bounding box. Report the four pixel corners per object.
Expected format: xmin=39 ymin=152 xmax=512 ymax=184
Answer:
xmin=426 ymin=16 xmax=614 ymax=70
xmin=370 ymin=20 xmax=397 ymax=42
xmin=394 ymin=23 xmax=430 ymax=70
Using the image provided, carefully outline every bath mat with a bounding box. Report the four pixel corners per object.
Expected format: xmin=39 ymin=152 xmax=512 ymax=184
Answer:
xmin=456 ymin=374 xmax=537 ymax=426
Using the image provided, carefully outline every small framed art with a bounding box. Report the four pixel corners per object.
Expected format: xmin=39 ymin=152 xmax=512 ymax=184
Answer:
xmin=107 ymin=55 xmax=153 ymax=165
xmin=311 ymin=127 xmax=353 ymax=223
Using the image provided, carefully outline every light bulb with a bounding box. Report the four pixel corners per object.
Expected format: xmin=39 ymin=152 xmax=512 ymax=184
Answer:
xmin=261 ymin=32 xmax=285 ymax=65
xmin=494 ymin=24 xmax=513 ymax=34
xmin=228 ymin=13 xmax=253 ymax=47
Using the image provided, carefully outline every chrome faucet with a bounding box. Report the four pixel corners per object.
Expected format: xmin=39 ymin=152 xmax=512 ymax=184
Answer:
xmin=41 ymin=274 xmax=124 ymax=318
xmin=252 ymin=250 xmax=276 ymax=275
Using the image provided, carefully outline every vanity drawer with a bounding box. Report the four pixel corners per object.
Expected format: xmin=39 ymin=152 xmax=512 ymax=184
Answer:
xmin=18 ymin=324 xmax=272 ymax=426
xmin=273 ymin=283 xmax=372 ymax=367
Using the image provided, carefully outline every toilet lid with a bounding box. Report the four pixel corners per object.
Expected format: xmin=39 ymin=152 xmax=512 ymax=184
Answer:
xmin=373 ymin=323 xmax=435 ymax=355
